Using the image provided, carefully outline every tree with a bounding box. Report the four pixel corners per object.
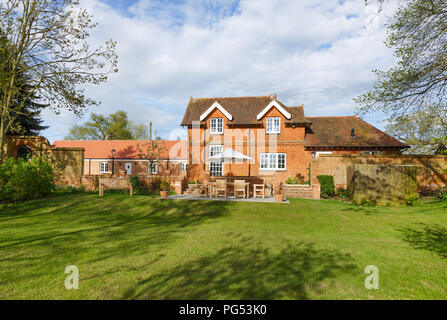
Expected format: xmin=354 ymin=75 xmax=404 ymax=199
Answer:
xmin=355 ymin=0 xmax=447 ymax=123
xmin=65 ymin=110 xmax=150 ymax=140
xmin=1 ymin=31 xmax=48 ymax=136
xmin=0 ymin=0 xmax=118 ymax=160
xmin=385 ymin=105 xmax=447 ymax=154
xmin=137 ymin=122 xmax=167 ymax=174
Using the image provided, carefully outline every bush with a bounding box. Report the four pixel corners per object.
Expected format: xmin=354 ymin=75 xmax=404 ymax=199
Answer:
xmin=150 ymin=177 xmax=163 ymax=192
xmin=285 ymin=173 xmax=310 ymax=185
xmin=360 ymin=198 xmax=375 ymax=207
xmin=0 ymin=157 xmax=55 ymax=203
xmin=336 ymin=188 xmax=350 ymax=200
xmin=285 ymin=176 xmax=299 ymax=184
xmin=406 ymin=195 xmax=423 ymax=206
xmin=53 ymin=185 xmax=85 ymax=193
xmin=160 ymin=180 xmax=171 ymax=191
xmin=317 ymin=175 xmax=335 ymax=198
xmin=130 ymin=176 xmax=149 ymax=195
xmin=438 ymin=187 xmax=447 ymax=201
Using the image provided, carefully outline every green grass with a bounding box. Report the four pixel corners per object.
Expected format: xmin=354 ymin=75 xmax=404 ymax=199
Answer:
xmin=1 ymin=193 xmax=447 ymax=300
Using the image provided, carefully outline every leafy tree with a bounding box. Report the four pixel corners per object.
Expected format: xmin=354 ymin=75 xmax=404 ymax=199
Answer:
xmin=385 ymin=105 xmax=447 ymax=154
xmin=65 ymin=110 xmax=150 ymax=140
xmin=137 ymin=122 xmax=167 ymax=174
xmin=0 ymin=0 xmax=118 ymax=160
xmin=356 ymin=0 xmax=447 ymax=128
xmin=1 ymin=31 xmax=48 ymax=136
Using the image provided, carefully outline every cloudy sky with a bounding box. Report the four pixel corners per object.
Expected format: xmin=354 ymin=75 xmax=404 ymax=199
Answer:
xmin=41 ymin=0 xmax=398 ymax=142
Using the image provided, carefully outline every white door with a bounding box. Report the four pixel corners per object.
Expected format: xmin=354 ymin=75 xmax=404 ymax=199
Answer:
xmin=125 ymin=163 xmax=132 ymax=175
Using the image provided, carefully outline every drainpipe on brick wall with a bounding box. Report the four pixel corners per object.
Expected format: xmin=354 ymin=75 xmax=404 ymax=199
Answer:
xmin=248 ymin=128 xmax=251 ymax=176
xmin=203 ymin=127 xmax=206 ymax=171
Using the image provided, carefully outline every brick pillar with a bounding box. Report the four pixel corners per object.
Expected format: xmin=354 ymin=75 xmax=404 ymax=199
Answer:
xmin=312 ymin=184 xmax=321 ymax=200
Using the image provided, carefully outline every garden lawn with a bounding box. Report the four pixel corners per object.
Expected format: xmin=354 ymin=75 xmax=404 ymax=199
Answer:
xmin=1 ymin=193 xmax=447 ymax=300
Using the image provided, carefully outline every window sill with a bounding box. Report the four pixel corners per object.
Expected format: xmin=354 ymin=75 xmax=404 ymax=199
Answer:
xmin=259 ymin=168 xmax=286 ymax=172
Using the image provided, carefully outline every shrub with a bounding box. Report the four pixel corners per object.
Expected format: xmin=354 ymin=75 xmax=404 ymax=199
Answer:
xmin=0 ymin=157 xmax=55 ymax=203
xmin=285 ymin=173 xmax=310 ymax=185
xmin=150 ymin=177 xmax=163 ymax=192
xmin=160 ymin=180 xmax=171 ymax=191
xmin=285 ymin=176 xmax=299 ymax=184
xmin=130 ymin=176 xmax=148 ymax=195
xmin=406 ymin=195 xmax=423 ymax=206
xmin=361 ymin=198 xmax=375 ymax=207
xmin=438 ymin=187 xmax=447 ymax=201
xmin=317 ymin=175 xmax=335 ymax=198
xmin=336 ymin=188 xmax=350 ymax=200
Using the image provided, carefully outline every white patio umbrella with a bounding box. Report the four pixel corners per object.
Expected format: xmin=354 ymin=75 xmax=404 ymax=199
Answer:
xmin=209 ymin=148 xmax=254 ymax=176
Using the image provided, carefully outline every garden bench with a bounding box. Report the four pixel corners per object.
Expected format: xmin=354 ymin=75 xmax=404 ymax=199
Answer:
xmin=99 ymin=177 xmax=133 ymax=197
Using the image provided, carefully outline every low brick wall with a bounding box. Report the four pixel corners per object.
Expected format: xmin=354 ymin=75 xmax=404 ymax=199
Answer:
xmin=283 ymin=184 xmax=320 ymax=199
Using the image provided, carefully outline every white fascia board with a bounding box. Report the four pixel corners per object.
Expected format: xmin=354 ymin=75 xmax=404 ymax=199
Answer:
xmin=256 ymin=100 xmax=292 ymax=120
xmin=199 ymin=101 xmax=233 ymax=121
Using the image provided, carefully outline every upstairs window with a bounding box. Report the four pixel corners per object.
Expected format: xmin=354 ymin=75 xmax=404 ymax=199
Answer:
xmin=266 ymin=117 xmax=281 ymax=134
xmin=210 ymin=118 xmax=223 ymax=134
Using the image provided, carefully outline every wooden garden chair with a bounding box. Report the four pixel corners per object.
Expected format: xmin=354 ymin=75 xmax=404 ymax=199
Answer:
xmin=234 ymin=180 xmax=246 ymax=199
xmin=215 ymin=179 xmax=227 ymax=198
xmin=253 ymin=179 xmax=265 ymax=199
xmin=195 ymin=179 xmax=207 ymax=198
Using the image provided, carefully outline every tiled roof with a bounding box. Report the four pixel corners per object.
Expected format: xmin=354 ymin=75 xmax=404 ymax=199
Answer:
xmin=304 ymin=116 xmax=408 ymax=149
xmin=181 ymin=96 xmax=310 ymax=126
xmin=52 ymin=140 xmax=187 ymax=159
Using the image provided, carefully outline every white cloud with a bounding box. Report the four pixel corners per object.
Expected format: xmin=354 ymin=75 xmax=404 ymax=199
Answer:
xmin=41 ymin=0 xmax=398 ymax=142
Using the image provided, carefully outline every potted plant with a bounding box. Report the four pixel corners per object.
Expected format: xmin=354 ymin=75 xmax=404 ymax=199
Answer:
xmin=160 ymin=180 xmax=171 ymax=199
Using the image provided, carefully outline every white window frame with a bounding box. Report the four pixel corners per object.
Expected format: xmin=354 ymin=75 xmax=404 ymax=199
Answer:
xmin=148 ymin=161 xmax=158 ymax=175
xmin=266 ymin=117 xmax=281 ymax=134
xmin=180 ymin=163 xmax=187 ymax=171
xmin=100 ymin=162 xmax=109 ymax=174
xmin=210 ymin=118 xmax=223 ymax=134
xmin=147 ymin=161 xmax=158 ymax=174
xmin=209 ymin=145 xmax=223 ymax=176
xmin=210 ymin=162 xmax=223 ymax=177
xmin=209 ymin=145 xmax=223 ymax=158
xmin=260 ymin=153 xmax=286 ymax=171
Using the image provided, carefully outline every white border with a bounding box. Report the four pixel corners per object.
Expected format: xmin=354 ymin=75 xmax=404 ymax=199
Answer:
xmin=200 ymin=101 xmax=233 ymax=121
xmin=256 ymin=100 xmax=291 ymax=120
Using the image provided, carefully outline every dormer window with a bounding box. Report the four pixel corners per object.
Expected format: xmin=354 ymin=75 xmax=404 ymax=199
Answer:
xmin=210 ymin=118 xmax=223 ymax=134
xmin=266 ymin=117 xmax=281 ymax=134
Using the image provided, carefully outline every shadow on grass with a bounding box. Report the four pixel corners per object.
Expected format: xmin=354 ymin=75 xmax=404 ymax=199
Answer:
xmin=122 ymin=239 xmax=357 ymax=300
xmin=0 ymin=194 xmax=231 ymax=263
xmin=397 ymin=223 xmax=447 ymax=259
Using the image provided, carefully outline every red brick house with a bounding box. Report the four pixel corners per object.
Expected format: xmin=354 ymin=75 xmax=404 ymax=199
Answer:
xmin=181 ymin=95 xmax=408 ymax=186
xmin=53 ymin=140 xmax=187 ymax=177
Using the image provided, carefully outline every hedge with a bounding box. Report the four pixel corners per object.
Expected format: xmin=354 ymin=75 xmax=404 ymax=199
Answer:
xmin=317 ymin=175 xmax=335 ymax=198
xmin=0 ymin=157 xmax=55 ymax=203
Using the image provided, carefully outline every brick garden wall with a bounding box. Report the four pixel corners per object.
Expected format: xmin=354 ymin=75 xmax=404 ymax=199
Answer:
xmin=312 ymin=154 xmax=447 ymax=191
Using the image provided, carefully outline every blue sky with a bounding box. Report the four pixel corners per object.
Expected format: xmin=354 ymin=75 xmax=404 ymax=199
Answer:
xmin=41 ymin=0 xmax=398 ymax=142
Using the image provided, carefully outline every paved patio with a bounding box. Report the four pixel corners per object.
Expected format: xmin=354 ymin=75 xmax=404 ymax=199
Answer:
xmin=167 ymin=194 xmax=289 ymax=203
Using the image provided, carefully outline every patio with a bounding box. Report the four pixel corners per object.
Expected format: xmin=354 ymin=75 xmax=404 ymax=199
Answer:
xmin=167 ymin=194 xmax=289 ymax=203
